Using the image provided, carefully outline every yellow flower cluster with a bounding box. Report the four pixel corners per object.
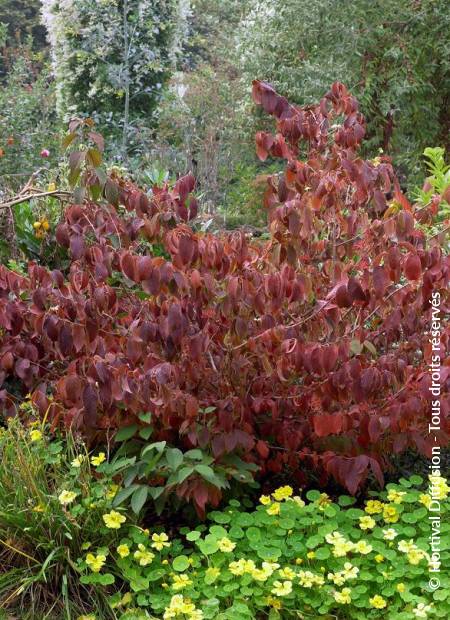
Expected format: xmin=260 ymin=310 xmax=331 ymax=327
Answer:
xmin=272 ymin=485 xmax=293 ymax=501
xmin=163 ymin=594 xmax=203 ymax=619
xmin=33 ymin=218 xmax=50 ymax=238
xmin=327 ymin=562 xmax=359 ymax=585
xmin=260 ymin=486 xmax=305 ymax=514
xmin=298 ymin=570 xmax=325 ymax=588
xmin=397 ymin=540 xmax=427 ymax=565
xmin=228 ymin=559 xmax=280 ymax=581
xmin=325 ymin=531 xmax=373 ymax=556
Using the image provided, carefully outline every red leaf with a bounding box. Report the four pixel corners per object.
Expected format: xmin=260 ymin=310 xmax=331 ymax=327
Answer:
xmin=404 ymin=253 xmax=421 ymax=280
xmin=314 ymin=414 xmax=343 ymax=437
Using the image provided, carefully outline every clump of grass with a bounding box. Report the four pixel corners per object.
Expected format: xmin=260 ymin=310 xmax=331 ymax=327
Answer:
xmin=0 ymin=418 xmax=113 ymax=619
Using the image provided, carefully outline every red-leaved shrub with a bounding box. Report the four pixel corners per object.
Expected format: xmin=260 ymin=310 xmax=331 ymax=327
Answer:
xmin=1 ymin=82 xmax=449 ymax=510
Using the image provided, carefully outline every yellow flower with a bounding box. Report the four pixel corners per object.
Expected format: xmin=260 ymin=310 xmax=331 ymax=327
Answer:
xmin=86 ymin=553 xmax=106 ymax=573
xmin=397 ymin=583 xmax=406 ymax=593
xmin=365 ymin=500 xmax=384 ymax=514
xmin=259 ymin=495 xmax=271 ymax=505
xmin=91 ymin=452 xmax=106 ymax=466
xmin=325 ymin=531 xmax=345 ymax=545
xmin=354 ymin=540 xmax=372 ymax=554
xmin=134 ymin=543 xmax=154 ymax=566
xmin=58 ymin=490 xmax=77 ymax=505
xmin=295 ymin=558 xmax=303 ymax=565
xmin=317 ymin=493 xmax=332 ymax=509
xmin=32 ymin=503 xmax=45 ymax=513
xmin=267 ymin=502 xmax=281 ymax=516
xmin=272 ymin=485 xmax=293 ymax=501
xmin=102 ymin=510 xmax=126 ymax=529
xmin=71 ymin=455 xmax=84 ymax=468
xmin=271 ymin=580 xmax=292 ymax=596
xmin=278 ymin=567 xmax=296 ymax=580
xmin=306 ymin=551 xmax=315 ymax=559
xmin=152 ymin=532 xmax=171 ymax=551
xmin=251 ymin=567 xmax=271 ymax=581
xmin=291 ymin=495 xmax=305 ymax=507
xmin=121 ymin=592 xmax=132 ymax=605
xmin=298 ymin=570 xmax=324 ymax=587
xmin=370 ymin=595 xmax=387 ymax=609
xmin=217 ymin=537 xmax=236 ymax=553
xmin=229 ymin=559 xmax=247 ymax=576
xmin=77 ymin=616 xmax=96 ymax=620
xmin=334 ymin=587 xmax=352 ymax=604
xmin=172 ymin=574 xmax=192 ymax=590
xmin=117 ymin=544 xmax=130 ymax=558
xmin=328 ymin=571 xmax=346 ymax=586
xmin=266 ymin=596 xmax=282 ymax=609
xmin=205 ymin=567 xmax=220 ymax=582
xmin=325 ymin=533 xmax=355 ymax=557
xmin=398 ymin=539 xmax=416 ymax=553
xmin=105 ymin=484 xmax=119 ymax=500
xmin=342 ymin=562 xmax=358 ymax=580
xmin=163 ymin=594 xmax=201 ymax=619
xmin=359 ymin=515 xmax=376 ymax=530
xmin=383 ymin=528 xmax=398 ymax=540
xmin=387 ymin=489 xmax=406 ymax=504
xmin=375 ymin=554 xmax=384 ymax=563
xmin=383 ymin=504 xmax=399 ymax=523
xmin=228 ymin=558 xmax=256 ymax=576
xmin=407 ymin=549 xmax=426 ymax=565
xmin=30 ymin=429 xmax=43 ymax=442
xmin=419 ymin=493 xmax=432 ymax=508
xmin=413 ymin=602 xmax=432 ymax=618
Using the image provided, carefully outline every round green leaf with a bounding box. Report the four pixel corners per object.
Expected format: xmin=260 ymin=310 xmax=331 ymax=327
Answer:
xmin=172 ymin=555 xmax=190 ymax=572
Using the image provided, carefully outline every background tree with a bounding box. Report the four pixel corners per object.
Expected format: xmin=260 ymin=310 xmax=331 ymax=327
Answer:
xmin=41 ymin=0 xmax=189 ymax=157
xmin=0 ymin=0 xmax=47 ymax=78
xmin=236 ymin=0 xmax=450 ymax=186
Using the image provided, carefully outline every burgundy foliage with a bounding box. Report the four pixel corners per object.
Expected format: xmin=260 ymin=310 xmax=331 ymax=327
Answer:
xmin=1 ymin=81 xmax=449 ymax=507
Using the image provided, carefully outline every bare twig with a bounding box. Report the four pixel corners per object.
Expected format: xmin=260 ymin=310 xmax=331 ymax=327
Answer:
xmin=0 ymin=190 xmax=72 ymax=210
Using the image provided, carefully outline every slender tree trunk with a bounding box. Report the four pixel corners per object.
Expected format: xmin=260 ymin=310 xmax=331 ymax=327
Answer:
xmin=122 ymin=0 xmax=130 ymax=161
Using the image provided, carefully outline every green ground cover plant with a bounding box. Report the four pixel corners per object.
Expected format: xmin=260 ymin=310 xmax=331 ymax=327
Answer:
xmin=0 ymin=421 xmax=449 ymax=619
